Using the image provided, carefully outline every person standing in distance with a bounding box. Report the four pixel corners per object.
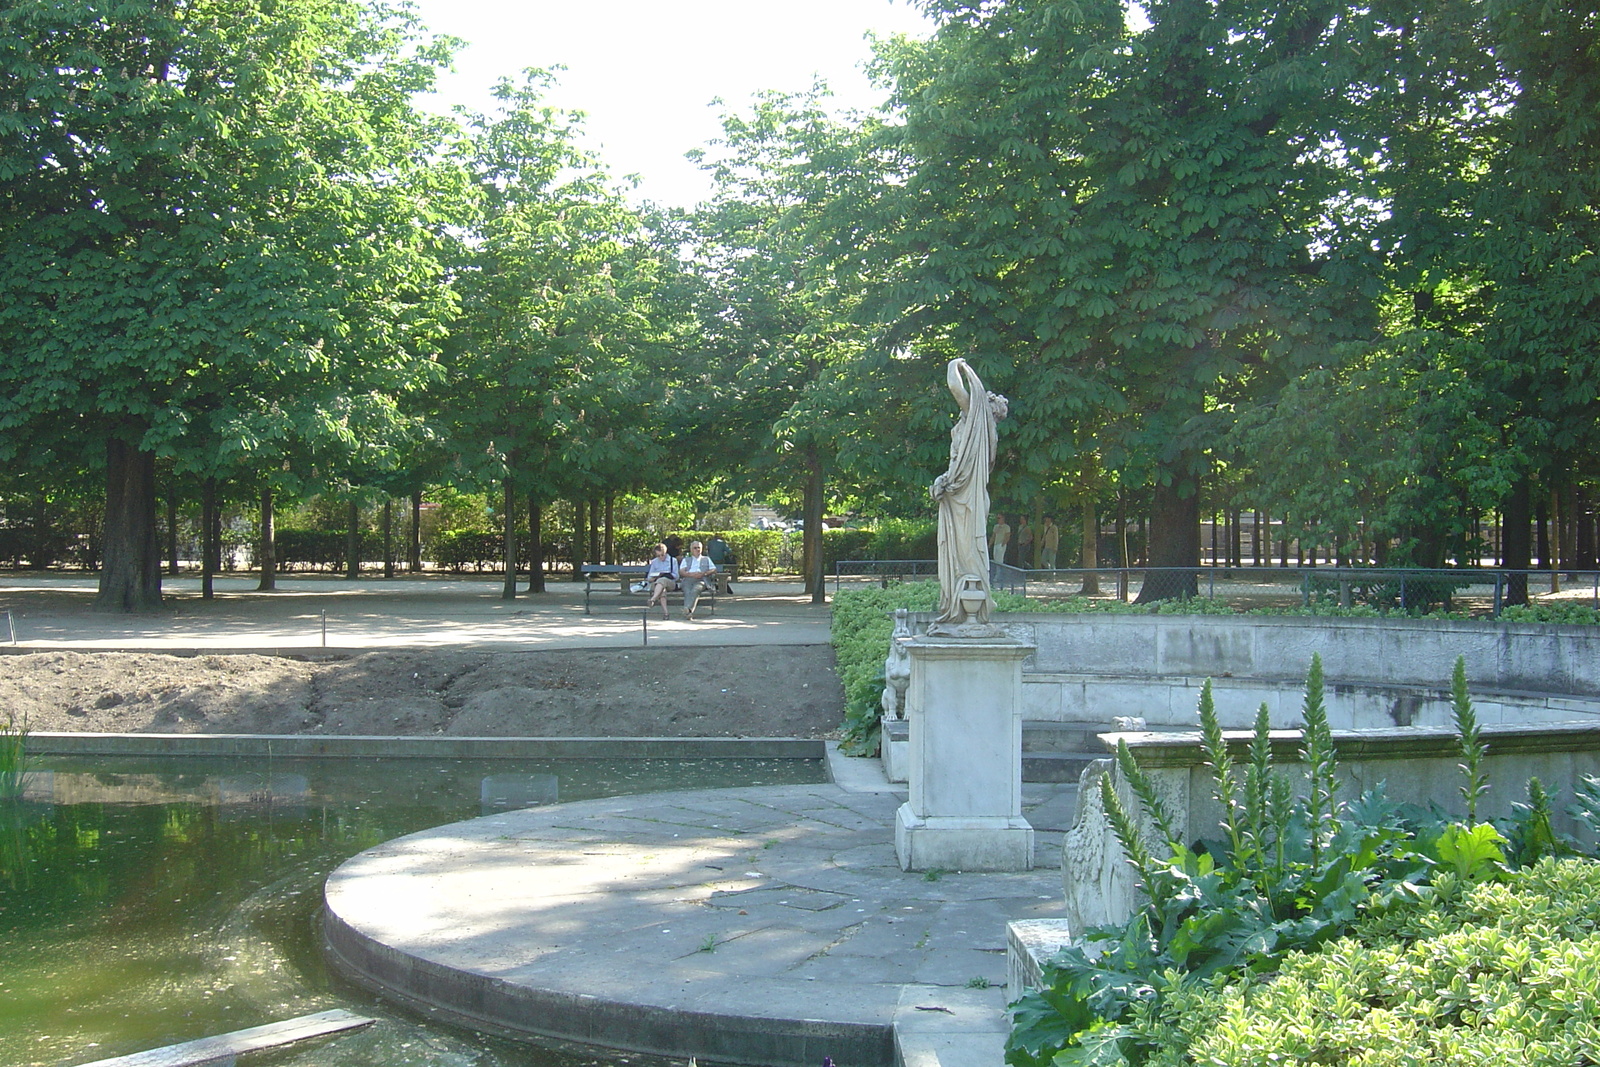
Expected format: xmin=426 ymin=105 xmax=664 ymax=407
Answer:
xmin=991 ymin=513 xmax=1012 ymax=575
xmin=1040 ymin=516 xmax=1061 ymax=570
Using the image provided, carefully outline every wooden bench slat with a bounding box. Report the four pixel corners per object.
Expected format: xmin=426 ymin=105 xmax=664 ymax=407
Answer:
xmin=74 ymin=1009 xmax=376 ymax=1067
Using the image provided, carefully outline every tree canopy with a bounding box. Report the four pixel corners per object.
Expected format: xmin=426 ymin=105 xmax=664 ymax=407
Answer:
xmin=3 ymin=0 xmax=1597 ymax=602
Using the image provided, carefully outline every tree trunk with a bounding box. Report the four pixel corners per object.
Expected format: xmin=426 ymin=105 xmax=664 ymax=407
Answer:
xmin=527 ymin=498 xmax=545 ymax=593
xmin=1078 ymin=495 xmax=1099 ymax=595
xmin=803 ymin=450 xmax=826 ymax=603
xmin=588 ymin=497 xmax=600 ymax=568
xmin=501 ymin=480 xmax=517 ymax=599
xmin=95 ymin=433 xmax=163 ymax=612
xmin=1134 ymin=457 xmax=1201 ymax=602
xmin=1550 ymin=488 xmax=1562 ymax=593
xmin=1537 ymin=497 xmax=1551 ymax=569
xmin=345 ymin=500 xmax=360 ymax=580
xmin=256 ymin=487 xmax=276 ymax=592
xmin=1502 ymin=477 xmax=1533 ymax=607
xmin=604 ymin=494 xmax=615 ymax=565
xmin=409 ymin=492 xmax=423 ymax=574
xmin=166 ymin=491 xmax=180 ymax=576
xmin=573 ymin=499 xmax=587 ymax=575
xmin=382 ymin=498 xmax=395 ymax=579
xmin=1115 ymin=494 xmax=1130 ymax=600
xmin=200 ymin=476 xmax=217 ymax=600
xmin=1578 ymin=490 xmax=1596 ymax=570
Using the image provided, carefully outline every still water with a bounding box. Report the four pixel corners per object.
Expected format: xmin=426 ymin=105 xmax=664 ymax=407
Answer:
xmin=0 ymin=755 xmax=827 ymax=1067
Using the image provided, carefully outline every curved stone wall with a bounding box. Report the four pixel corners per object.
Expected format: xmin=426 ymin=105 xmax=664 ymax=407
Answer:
xmin=996 ymin=613 xmax=1600 ymax=730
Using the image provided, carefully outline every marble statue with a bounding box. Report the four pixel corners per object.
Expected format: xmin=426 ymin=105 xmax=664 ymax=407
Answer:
xmin=928 ymin=358 xmax=1008 ymax=637
xmin=881 ymin=607 xmax=913 ymax=720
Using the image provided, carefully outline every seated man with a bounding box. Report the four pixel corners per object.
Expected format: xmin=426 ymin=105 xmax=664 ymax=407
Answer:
xmin=680 ymin=540 xmax=718 ymax=621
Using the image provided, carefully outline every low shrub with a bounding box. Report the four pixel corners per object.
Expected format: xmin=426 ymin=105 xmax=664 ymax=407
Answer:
xmin=725 ymin=529 xmax=784 ymax=574
xmin=1005 ymin=654 xmax=1595 ymax=1067
xmin=1500 ymin=600 xmax=1600 ymax=625
xmin=831 ymin=581 xmax=1037 ymax=754
xmin=432 ymin=530 xmax=502 ymax=572
xmin=0 ymin=525 xmax=73 ymax=569
xmin=831 ymin=582 xmax=940 ymax=755
xmin=821 ymin=527 xmax=875 ymax=568
xmin=1143 ymin=858 xmax=1600 ymax=1067
xmin=866 ymin=518 xmax=937 ymax=561
xmin=274 ymin=528 xmax=348 ymax=571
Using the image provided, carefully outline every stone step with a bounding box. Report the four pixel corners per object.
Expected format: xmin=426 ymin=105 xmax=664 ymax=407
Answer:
xmin=880 ymin=718 xmax=1109 ymax=784
xmin=1021 ymin=720 xmax=1110 ymax=753
xmin=1021 ymin=752 xmax=1102 ymax=783
xmin=886 ymin=718 xmax=1112 ymax=750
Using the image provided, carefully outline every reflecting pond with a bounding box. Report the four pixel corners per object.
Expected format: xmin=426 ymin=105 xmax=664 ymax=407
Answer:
xmin=0 ymin=755 xmax=827 ymax=1067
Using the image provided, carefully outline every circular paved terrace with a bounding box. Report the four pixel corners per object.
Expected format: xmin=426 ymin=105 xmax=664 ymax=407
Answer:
xmin=323 ymin=775 xmax=1077 ymax=1067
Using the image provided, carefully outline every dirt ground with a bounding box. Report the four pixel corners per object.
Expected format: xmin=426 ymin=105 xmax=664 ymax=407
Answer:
xmin=0 ymin=645 xmax=846 ymax=738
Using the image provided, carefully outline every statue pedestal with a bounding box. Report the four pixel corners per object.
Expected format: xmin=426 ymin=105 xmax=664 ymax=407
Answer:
xmin=896 ymin=636 xmax=1034 ymax=872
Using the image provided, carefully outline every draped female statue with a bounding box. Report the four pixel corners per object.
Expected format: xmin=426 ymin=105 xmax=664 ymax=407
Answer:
xmin=928 ymin=358 xmax=1008 ymax=636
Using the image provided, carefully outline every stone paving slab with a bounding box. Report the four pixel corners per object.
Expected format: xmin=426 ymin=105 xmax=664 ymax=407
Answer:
xmin=323 ymin=780 xmax=1071 ymax=1067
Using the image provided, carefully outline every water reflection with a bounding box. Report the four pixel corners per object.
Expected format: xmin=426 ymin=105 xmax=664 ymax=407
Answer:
xmin=481 ymin=773 xmax=560 ymax=814
xmin=216 ymin=773 xmax=312 ymax=821
xmin=0 ymin=755 xmax=824 ymax=1067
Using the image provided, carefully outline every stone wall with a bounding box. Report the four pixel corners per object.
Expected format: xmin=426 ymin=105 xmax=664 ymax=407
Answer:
xmin=996 ymin=612 xmax=1600 ymax=731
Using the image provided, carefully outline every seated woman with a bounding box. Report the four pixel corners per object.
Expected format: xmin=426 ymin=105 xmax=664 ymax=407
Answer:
xmin=680 ymin=540 xmax=718 ymax=621
xmin=643 ymin=543 xmax=679 ymax=619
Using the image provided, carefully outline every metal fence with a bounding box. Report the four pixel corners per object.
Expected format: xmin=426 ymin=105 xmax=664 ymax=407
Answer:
xmin=835 ymin=561 xmax=1600 ymax=616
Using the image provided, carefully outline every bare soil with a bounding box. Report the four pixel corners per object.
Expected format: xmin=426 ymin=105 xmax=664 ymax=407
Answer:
xmin=0 ymin=646 xmax=844 ymax=738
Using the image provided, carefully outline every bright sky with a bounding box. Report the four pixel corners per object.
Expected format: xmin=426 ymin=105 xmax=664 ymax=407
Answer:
xmin=408 ymin=0 xmax=936 ymax=209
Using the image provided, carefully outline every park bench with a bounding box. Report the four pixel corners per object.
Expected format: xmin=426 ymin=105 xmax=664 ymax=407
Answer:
xmin=579 ymin=562 xmax=736 ymax=614
xmin=579 ymin=563 xmax=649 ymax=613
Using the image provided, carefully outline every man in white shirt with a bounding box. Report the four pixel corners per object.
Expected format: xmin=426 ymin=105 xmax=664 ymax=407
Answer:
xmin=681 ymin=541 xmax=718 ymax=621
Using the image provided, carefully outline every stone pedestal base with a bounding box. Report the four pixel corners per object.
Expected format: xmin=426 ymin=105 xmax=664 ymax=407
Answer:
xmin=881 ymin=717 xmax=909 ymax=783
xmin=896 ymin=805 xmax=1034 ymax=872
xmin=895 ymin=635 xmax=1034 ymax=872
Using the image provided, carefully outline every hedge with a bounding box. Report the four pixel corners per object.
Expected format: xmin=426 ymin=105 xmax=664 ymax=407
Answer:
xmin=1144 ymin=858 xmax=1600 ymax=1066
xmin=274 ymin=529 xmax=351 ymax=571
xmin=830 ymin=580 xmax=1036 ymax=755
xmin=0 ymin=526 xmax=75 ymax=569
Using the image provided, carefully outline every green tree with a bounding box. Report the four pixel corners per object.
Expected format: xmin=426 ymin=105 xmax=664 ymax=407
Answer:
xmin=443 ymin=72 xmax=663 ymax=597
xmin=0 ymin=0 xmax=457 ymax=610
xmin=1428 ymin=0 xmax=1600 ymax=592
xmin=875 ymin=0 xmax=1398 ymax=598
xmin=686 ymin=88 xmax=900 ymax=600
xmin=1234 ymin=0 xmax=1599 ymax=582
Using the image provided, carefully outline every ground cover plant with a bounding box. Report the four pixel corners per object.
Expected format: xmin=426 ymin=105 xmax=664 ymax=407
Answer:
xmin=1141 ymin=857 xmax=1600 ymax=1066
xmin=1005 ymin=655 xmax=1600 ymax=1066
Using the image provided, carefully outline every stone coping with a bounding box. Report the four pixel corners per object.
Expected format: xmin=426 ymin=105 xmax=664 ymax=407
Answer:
xmin=27 ymin=732 xmax=826 ymax=760
xmin=1103 ymin=719 xmax=1600 ymax=768
xmin=1024 ymin=669 xmax=1600 ymax=707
